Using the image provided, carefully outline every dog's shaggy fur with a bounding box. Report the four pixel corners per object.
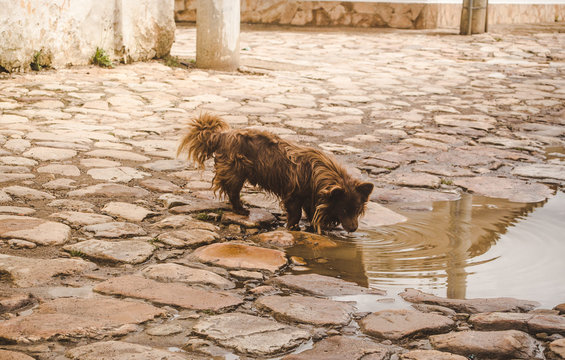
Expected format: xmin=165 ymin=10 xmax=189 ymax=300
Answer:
xmin=177 ymin=113 xmax=374 ymax=233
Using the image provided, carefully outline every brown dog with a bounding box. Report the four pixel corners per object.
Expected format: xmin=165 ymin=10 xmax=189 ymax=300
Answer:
xmin=177 ymin=113 xmax=373 ymax=233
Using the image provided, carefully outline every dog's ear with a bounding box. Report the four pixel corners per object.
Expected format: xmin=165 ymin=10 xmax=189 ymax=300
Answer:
xmin=356 ymin=182 xmax=374 ymax=200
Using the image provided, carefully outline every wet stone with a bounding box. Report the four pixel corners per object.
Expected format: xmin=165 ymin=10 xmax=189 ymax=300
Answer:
xmin=400 ymin=350 xmax=468 ymax=360
xmin=283 ymin=336 xmax=390 ymax=360
xmin=230 ymin=269 xmax=264 ymax=280
xmin=256 ymin=294 xmax=355 ymax=326
xmin=191 ymin=242 xmax=287 ymax=273
xmin=0 ymin=298 xmax=164 ymax=343
xmin=0 ymin=215 xmax=71 ymax=245
xmin=93 ymin=275 xmax=243 ymax=311
xmin=146 ymin=323 xmax=184 ymax=336
xmin=139 ymin=178 xmax=181 ymax=192
xmin=359 ymin=309 xmax=455 ymax=340
xmin=49 ymin=211 xmax=114 ymax=227
xmin=2 ymin=186 xmax=55 ymax=200
xmin=141 ymin=263 xmax=235 ymax=289
xmin=453 ymin=176 xmax=553 ymax=203
xmin=192 ymin=312 xmax=310 ymax=356
xmin=383 ymin=172 xmax=442 ymax=189
xmin=254 ymin=230 xmax=337 ymax=249
xmin=63 ymin=240 xmax=155 ymax=264
xmin=157 ymin=229 xmax=219 ymax=248
xmin=429 ymin=330 xmax=543 ymax=359
xmin=400 ymin=289 xmax=539 ymax=314
xmin=221 ymin=208 xmax=277 ymax=228
xmin=36 ymin=164 xmax=80 ymax=177
xmin=0 ymin=254 xmax=96 ymax=287
xmin=512 ymin=163 xmax=565 ymax=181
xmin=372 ymin=188 xmax=460 ymax=203
xmin=102 ymin=202 xmax=156 ymax=222
xmin=359 ymin=202 xmax=408 ymax=230
xmin=83 ymin=222 xmax=147 ymax=238
xmin=549 ymin=338 xmax=565 ymax=359
xmin=67 ymin=183 xmax=150 ymax=199
xmin=268 ymin=273 xmax=385 ymax=297
xmin=66 ymin=340 xmax=187 ymax=360
xmin=470 ymin=312 xmax=565 ymax=334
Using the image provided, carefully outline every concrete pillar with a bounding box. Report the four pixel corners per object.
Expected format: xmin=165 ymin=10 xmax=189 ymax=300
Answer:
xmin=460 ymin=0 xmax=488 ymax=35
xmin=196 ymin=0 xmax=240 ymax=71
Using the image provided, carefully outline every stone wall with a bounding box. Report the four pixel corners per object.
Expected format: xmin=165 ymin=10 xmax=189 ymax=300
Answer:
xmin=0 ymin=0 xmax=175 ymax=72
xmin=175 ymin=0 xmax=565 ymax=29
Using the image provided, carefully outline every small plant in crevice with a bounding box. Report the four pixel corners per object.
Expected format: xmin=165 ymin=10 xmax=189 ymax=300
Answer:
xmin=164 ymin=55 xmax=181 ymax=68
xmin=92 ymin=47 xmax=113 ymax=68
xmin=30 ymin=51 xmax=42 ymax=71
xmin=68 ymin=250 xmax=87 ymax=259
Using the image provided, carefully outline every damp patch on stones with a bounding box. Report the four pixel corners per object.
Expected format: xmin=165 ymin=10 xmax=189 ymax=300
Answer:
xmin=268 ymin=273 xmax=386 ymax=297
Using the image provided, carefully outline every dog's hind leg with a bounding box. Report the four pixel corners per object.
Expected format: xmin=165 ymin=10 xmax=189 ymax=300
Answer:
xmin=220 ymin=177 xmax=248 ymax=215
xmin=284 ymin=198 xmax=303 ymax=231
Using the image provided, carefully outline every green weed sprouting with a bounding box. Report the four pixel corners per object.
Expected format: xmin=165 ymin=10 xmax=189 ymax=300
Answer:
xmin=92 ymin=47 xmax=113 ymax=68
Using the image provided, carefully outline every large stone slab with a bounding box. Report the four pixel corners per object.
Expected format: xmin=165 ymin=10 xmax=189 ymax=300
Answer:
xmin=67 ymin=183 xmax=150 ymax=199
xmin=470 ymin=312 xmax=565 ymax=334
xmin=0 ymin=215 xmax=71 ymax=245
xmin=256 ymin=294 xmax=355 ymax=326
xmin=49 ymin=211 xmax=114 ymax=227
xmin=400 ymin=289 xmax=539 ymax=314
xmin=0 ymin=350 xmax=35 ymax=360
xmin=429 ymin=330 xmax=543 ymax=359
xmin=400 ymin=350 xmax=467 ymax=360
xmin=382 ymin=172 xmax=441 ymax=189
xmin=193 ymin=312 xmax=310 ymax=356
xmin=512 ymin=163 xmax=565 ymax=181
xmin=93 ymin=275 xmax=242 ymax=311
xmin=268 ymin=274 xmax=385 ymax=296
xmin=141 ymin=263 xmax=235 ymax=289
xmin=87 ymin=167 xmax=150 ymax=183
xmin=64 ymin=240 xmax=155 ymax=264
xmin=169 ymin=199 xmax=231 ymax=213
xmin=453 ymin=177 xmax=553 ymax=203
xmin=66 ymin=341 xmax=188 ymax=360
xmin=372 ymin=188 xmax=460 ymax=203
xmin=157 ymin=229 xmax=219 ymax=248
xmin=0 ymin=297 xmax=164 ymax=343
xmin=254 ymin=230 xmax=337 ymax=249
xmin=0 ymin=254 xmax=96 ymax=287
xmin=2 ymin=186 xmax=55 ymax=200
xmin=153 ymin=215 xmax=219 ymax=231
xmin=83 ymin=222 xmax=147 ymax=238
xmin=22 ymin=147 xmax=77 ymax=161
xmin=191 ymin=242 xmax=287 ymax=273
xmin=359 ymin=201 xmax=408 ymax=229
xmin=140 ymin=178 xmax=181 ymax=192
xmin=359 ymin=309 xmax=454 ymax=340
xmin=549 ymin=338 xmax=565 ymax=359
xmin=84 ymin=149 xmax=150 ymax=162
xmin=102 ymin=202 xmax=156 ymax=222
xmin=283 ymin=336 xmax=390 ymax=360
xmin=37 ymin=164 xmax=80 ymax=177
xmin=222 ymin=208 xmax=277 ymax=228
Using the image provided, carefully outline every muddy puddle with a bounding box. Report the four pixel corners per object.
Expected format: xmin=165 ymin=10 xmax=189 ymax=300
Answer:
xmin=287 ymin=191 xmax=565 ymax=309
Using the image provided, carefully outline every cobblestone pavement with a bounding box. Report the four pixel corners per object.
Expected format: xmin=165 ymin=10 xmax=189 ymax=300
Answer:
xmin=0 ymin=24 xmax=564 ymax=359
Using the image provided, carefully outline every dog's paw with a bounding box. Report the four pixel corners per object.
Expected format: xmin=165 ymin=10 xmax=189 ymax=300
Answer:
xmin=286 ymin=224 xmax=301 ymax=231
xmin=233 ymin=208 xmax=250 ymax=216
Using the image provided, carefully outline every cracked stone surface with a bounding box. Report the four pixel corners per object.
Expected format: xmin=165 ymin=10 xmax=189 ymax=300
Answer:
xmin=63 ymin=240 xmax=155 ymax=264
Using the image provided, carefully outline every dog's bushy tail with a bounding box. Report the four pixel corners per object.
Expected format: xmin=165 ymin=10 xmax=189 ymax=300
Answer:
xmin=177 ymin=113 xmax=229 ymax=168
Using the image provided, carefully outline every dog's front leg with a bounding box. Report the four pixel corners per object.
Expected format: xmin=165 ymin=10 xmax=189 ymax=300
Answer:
xmin=284 ymin=198 xmax=302 ymax=231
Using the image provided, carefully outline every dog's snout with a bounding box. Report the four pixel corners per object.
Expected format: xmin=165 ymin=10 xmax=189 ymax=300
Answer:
xmin=342 ymin=219 xmax=358 ymax=233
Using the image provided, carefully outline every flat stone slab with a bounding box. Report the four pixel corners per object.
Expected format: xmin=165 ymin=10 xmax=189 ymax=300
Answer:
xmin=140 ymin=178 xmax=181 ymax=192
xmin=68 ymin=183 xmax=150 ymax=199
xmin=400 ymin=350 xmax=467 ymax=360
xmin=382 ymin=172 xmax=441 ymax=189
xmin=141 ymin=263 xmax=235 ymax=289
xmin=0 ymin=350 xmax=35 ymax=360
xmin=2 ymin=186 xmax=55 ymax=200
xmin=360 ymin=309 xmax=454 ymax=340
xmin=83 ymin=222 xmax=147 ymax=238
xmin=93 ymin=275 xmax=242 ymax=311
xmin=84 ymin=149 xmax=150 ymax=162
xmin=22 ymin=147 xmax=76 ymax=161
xmin=66 ymin=341 xmax=188 ymax=360
xmin=429 ymin=330 xmax=543 ymax=359
xmin=157 ymin=229 xmax=219 ymax=248
xmin=0 ymin=206 xmax=35 ymax=215
xmin=0 ymin=297 xmax=164 ymax=343
xmin=0 ymin=215 xmax=71 ymax=245
xmin=453 ymin=176 xmax=553 ymax=203
xmin=256 ymin=294 xmax=355 ymax=326
xmin=102 ymin=202 xmax=156 ymax=222
xmin=193 ymin=312 xmax=310 ymax=356
xmin=49 ymin=211 xmax=114 ymax=227
xmin=87 ymin=167 xmax=150 ymax=182
xmin=0 ymin=254 xmax=96 ymax=287
xmin=254 ymin=230 xmax=337 ymax=249
xmin=153 ymin=215 xmax=219 ymax=231
xmin=37 ymin=164 xmax=80 ymax=177
xmin=191 ymin=242 xmax=287 ymax=273
xmin=0 ymin=173 xmax=35 ymax=183
xmin=512 ymin=163 xmax=565 ymax=181
xmin=359 ymin=202 xmax=408 ymax=230
xmin=222 ymin=208 xmax=277 ymax=228
xmin=372 ymin=188 xmax=460 ymax=203
xmin=469 ymin=312 xmax=565 ymax=334
xmin=400 ymin=289 xmax=539 ymax=314
xmin=268 ymin=273 xmax=385 ymax=296
xmin=168 ymin=199 xmax=230 ymax=213
xmin=283 ymin=336 xmax=390 ymax=360
xmin=64 ymin=240 xmax=155 ymax=264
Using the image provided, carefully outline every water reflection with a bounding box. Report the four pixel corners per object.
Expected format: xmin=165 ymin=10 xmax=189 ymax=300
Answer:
xmin=288 ymin=192 xmax=565 ymax=308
